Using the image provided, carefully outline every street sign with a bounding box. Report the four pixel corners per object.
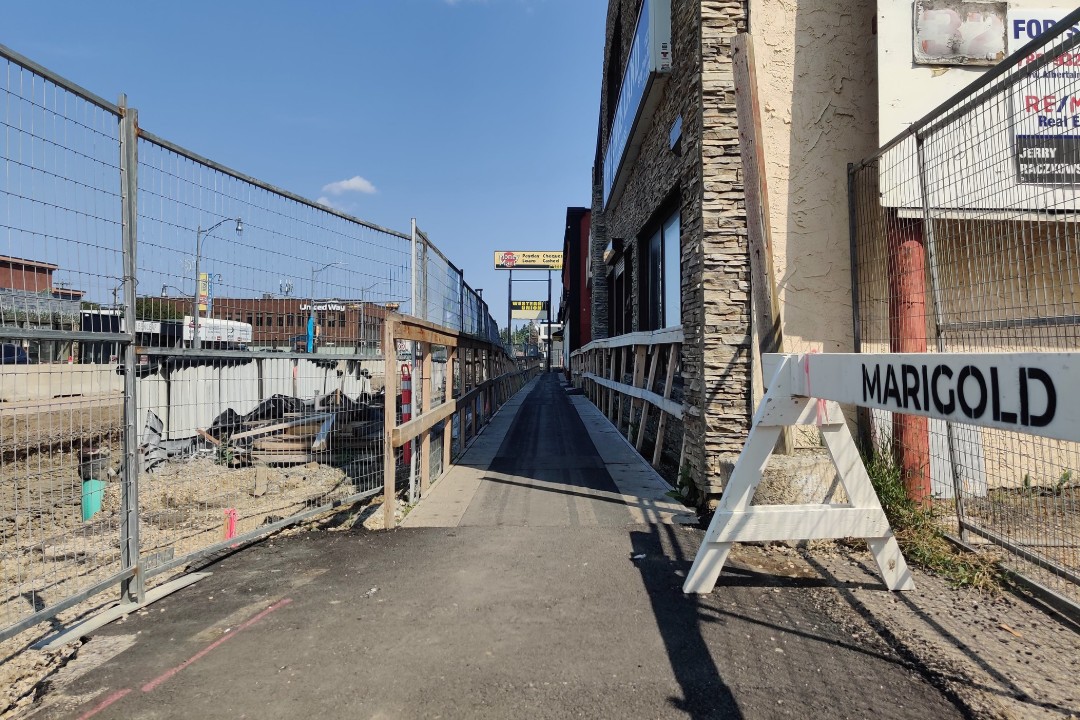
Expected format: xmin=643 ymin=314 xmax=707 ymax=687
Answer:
xmin=494 ymin=251 xmax=562 ymax=270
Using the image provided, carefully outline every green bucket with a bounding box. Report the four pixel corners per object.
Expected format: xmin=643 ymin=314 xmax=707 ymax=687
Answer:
xmin=81 ymin=479 xmax=106 ymax=522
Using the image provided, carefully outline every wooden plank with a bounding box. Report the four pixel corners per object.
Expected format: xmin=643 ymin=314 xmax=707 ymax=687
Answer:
xmin=707 ymin=506 xmax=891 ymax=543
xmin=636 ymin=345 xmax=660 ymax=451
xmin=383 ymin=317 xmax=398 ymax=530
xmin=732 ymin=33 xmax=791 ymax=456
xmin=420 ymin=342 xmax=433 ymax=495
xmin=732 ymin=34 xmax=783 ymax=359
xmin=576 ymin=326 xmax=685 ymax=353
xmin=606 ymin=348 xmax=617 ymax=420
xmin=196 ymin=428 xmax=221 ymax=447
xmin=653 ymin=344 xmax=681 ymax=467
xmin=309 ymin=414 xmax=337 ymax=453
xmin=229 ymin=414 xmax=335 ymax=442
xmin=583 ymin=373 xmax=682 ymax=419
xmin=629 ymin=344 xmax=647 ymax=441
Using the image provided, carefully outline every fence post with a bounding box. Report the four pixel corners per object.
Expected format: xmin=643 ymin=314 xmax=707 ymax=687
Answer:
xmin=914 ymin=134 xmax=968 ymax=530
xmin=410 ymin=219 xmax=417 ymax=318
xmin=383 ymin=317 xmax=398 ymax=529
xmin=420 ymin=342 xmax=432 ymax=496
xmin=444 ymin=345 xmax=455 ymax=469
xmin=848 ymin=163 xmax=874 ymax=456
xmin=118 ymin=95 xmax=143 ymax=604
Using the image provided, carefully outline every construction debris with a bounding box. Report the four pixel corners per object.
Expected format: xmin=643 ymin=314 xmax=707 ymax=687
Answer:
xmin=196 ymin=391 xmax=386 ymax=466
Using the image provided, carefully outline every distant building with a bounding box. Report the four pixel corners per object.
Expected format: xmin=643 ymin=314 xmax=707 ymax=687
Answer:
xmin=153 ymin=295 xmax=388 ymax=353
xmin=558 ymin=207 xmax=591 ymax=367
xmin=0 ymin=255 xmax=85 ymax=362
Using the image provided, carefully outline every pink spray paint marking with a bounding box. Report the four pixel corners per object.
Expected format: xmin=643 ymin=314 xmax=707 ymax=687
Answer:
xmin=77 ymin=688 xmax=132 ymax=720
xmin=141 ymin=597 xmax=292 ymax=693
xmin=223 ymin=508 xmax=238 ymax=540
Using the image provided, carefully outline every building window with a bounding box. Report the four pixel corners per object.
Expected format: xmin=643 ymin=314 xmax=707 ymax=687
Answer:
xmin=277 ymin=314 xmax=284 ymax=327
xmin=638 ymin=208 xmax=682 ymax=331
xmin=328 ymin=313 xmax=337 ymax=327
xmin=256 ymin=313 xmax=264 ymax=327
xmin=287 ymin=314 xmax=294 ymax=327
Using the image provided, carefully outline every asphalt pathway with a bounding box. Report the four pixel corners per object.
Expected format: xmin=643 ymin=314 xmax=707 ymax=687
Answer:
xmin=36 ymin=373 xmax=965 ymax=720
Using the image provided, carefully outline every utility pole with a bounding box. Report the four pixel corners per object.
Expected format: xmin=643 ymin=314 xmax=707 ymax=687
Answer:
xmin=546 ymin=269 xmax=552 ymax=373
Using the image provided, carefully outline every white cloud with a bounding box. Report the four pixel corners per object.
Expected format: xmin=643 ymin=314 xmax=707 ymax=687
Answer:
xmin=321 ymin=175 xmax=377 ymax=196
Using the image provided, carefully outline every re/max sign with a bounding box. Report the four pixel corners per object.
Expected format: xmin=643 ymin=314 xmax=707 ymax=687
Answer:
xmin=861 ymin=362 xmax=1056 ymax=428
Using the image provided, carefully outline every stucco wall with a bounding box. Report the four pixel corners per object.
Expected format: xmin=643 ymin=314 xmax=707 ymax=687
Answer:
xmin=749 ymin=0 xmax=878 ymax=358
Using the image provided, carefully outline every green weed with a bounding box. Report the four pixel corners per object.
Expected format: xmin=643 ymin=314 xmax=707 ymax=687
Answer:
xmin=863 ymin=437 xmax=1000 ymax=591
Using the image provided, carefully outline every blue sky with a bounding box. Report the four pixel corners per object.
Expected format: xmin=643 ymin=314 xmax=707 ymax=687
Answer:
xmin=4 ymin=0 xmax=605 ymax=330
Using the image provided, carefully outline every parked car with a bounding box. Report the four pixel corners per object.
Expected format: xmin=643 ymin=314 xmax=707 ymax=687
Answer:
xmin=0 ymin=343 xmax=31 ymax=364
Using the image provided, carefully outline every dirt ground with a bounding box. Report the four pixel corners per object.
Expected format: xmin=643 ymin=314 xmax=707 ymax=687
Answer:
xmin=795 ymin=544 xmax=1080 ymax=720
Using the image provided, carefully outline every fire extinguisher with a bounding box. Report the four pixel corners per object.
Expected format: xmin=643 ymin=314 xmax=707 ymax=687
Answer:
xmin=401 ymin=364 xmax=412 ymax=464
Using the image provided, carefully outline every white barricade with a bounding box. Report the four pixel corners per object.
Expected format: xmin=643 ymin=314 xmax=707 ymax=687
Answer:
xmin=683 ymin=352 xmax=1077 ymax=594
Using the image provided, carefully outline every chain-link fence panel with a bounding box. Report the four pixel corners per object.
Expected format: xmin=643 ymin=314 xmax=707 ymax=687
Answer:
xmin=851 ymin=11 xmax=1080 ymax=608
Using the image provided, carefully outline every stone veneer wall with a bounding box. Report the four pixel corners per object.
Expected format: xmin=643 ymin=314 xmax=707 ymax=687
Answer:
xmin=698 ymin=0 xmax=752 ymax=493
xmin=592 ymin=0 xmax=750 ymax=498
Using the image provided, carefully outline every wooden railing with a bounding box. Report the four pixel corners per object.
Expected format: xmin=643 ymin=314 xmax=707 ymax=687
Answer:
xmin=381 ymin=312 xmax=539 ymax=527
xmin=570 ymin=327 xmax=684 ymax=469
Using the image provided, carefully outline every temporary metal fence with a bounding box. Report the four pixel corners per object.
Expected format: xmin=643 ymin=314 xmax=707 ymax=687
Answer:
xmin=849 ymin=9 xmax=1080 ymax=611
xmin=0 ymin=44 xmax=514 ymax=643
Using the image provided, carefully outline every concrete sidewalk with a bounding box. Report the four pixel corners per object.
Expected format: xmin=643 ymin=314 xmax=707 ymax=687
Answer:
xmin=30 ymin=373 xmax=966 ymax=720
xmin=403 ymin=374 xmax=694 ymax=528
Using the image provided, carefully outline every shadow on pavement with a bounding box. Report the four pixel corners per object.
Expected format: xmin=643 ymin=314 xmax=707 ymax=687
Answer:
xmin=629 ymin=523 xmax=742 ymax=719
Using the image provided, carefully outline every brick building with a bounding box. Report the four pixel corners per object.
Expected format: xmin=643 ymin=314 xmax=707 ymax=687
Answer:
xmin=155 ymin=296 xmax=387 ymax=352
xmin=0 ymin=255 xmax=85 ymax=362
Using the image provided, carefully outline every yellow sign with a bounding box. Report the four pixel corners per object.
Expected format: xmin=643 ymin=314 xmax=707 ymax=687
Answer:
xmin=511 ymin=300 xmax=549 ymax=320
xmin=511 ymin=300 xmax=548 ymax=311
xmin=198 ymin=273 xmax=209 ymax=312
xmin=494 ymin=251 xmax=563 ymax=270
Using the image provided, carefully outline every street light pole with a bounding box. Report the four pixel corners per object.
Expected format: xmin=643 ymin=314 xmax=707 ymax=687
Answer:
xmin=308 ymin=261 xmax=344 ymax=354
xmin=192 ymin=217 xmax=242 ymax=350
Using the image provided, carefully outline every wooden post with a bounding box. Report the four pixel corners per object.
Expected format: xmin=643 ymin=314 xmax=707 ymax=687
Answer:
xmin=382 ymin=317 xmax=398 ymax=530
xmin=420 ymin=341 xmax=432 ymax=495
xmin=887 ymin=214 xmax=931 ymax=506
xmin=637 ymin=344 xmax=660 ymax=451
xmin=653 ymin=343 xmax=680 ymax=468
xmin=444 ymin=345 xmax=455 ymax=471
xmin=629 ymin=344 xmax=647 ymax=441
xmin=607 ymin=348 xmax=618 ymax=420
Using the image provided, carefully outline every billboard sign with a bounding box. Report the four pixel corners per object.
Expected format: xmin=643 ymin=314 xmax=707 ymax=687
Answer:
xmin=198 ymin=273 xmax=209 ymax=312
xmin=878 ymin=1 xmax=1080 ymax=209
xmin=1009 ymin=9 xmax=1080 ymax=184
xmin=494 ymin=251 xmax=563 ymax=270
xmin=183 ymin=316 xmax=253 ymax=343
